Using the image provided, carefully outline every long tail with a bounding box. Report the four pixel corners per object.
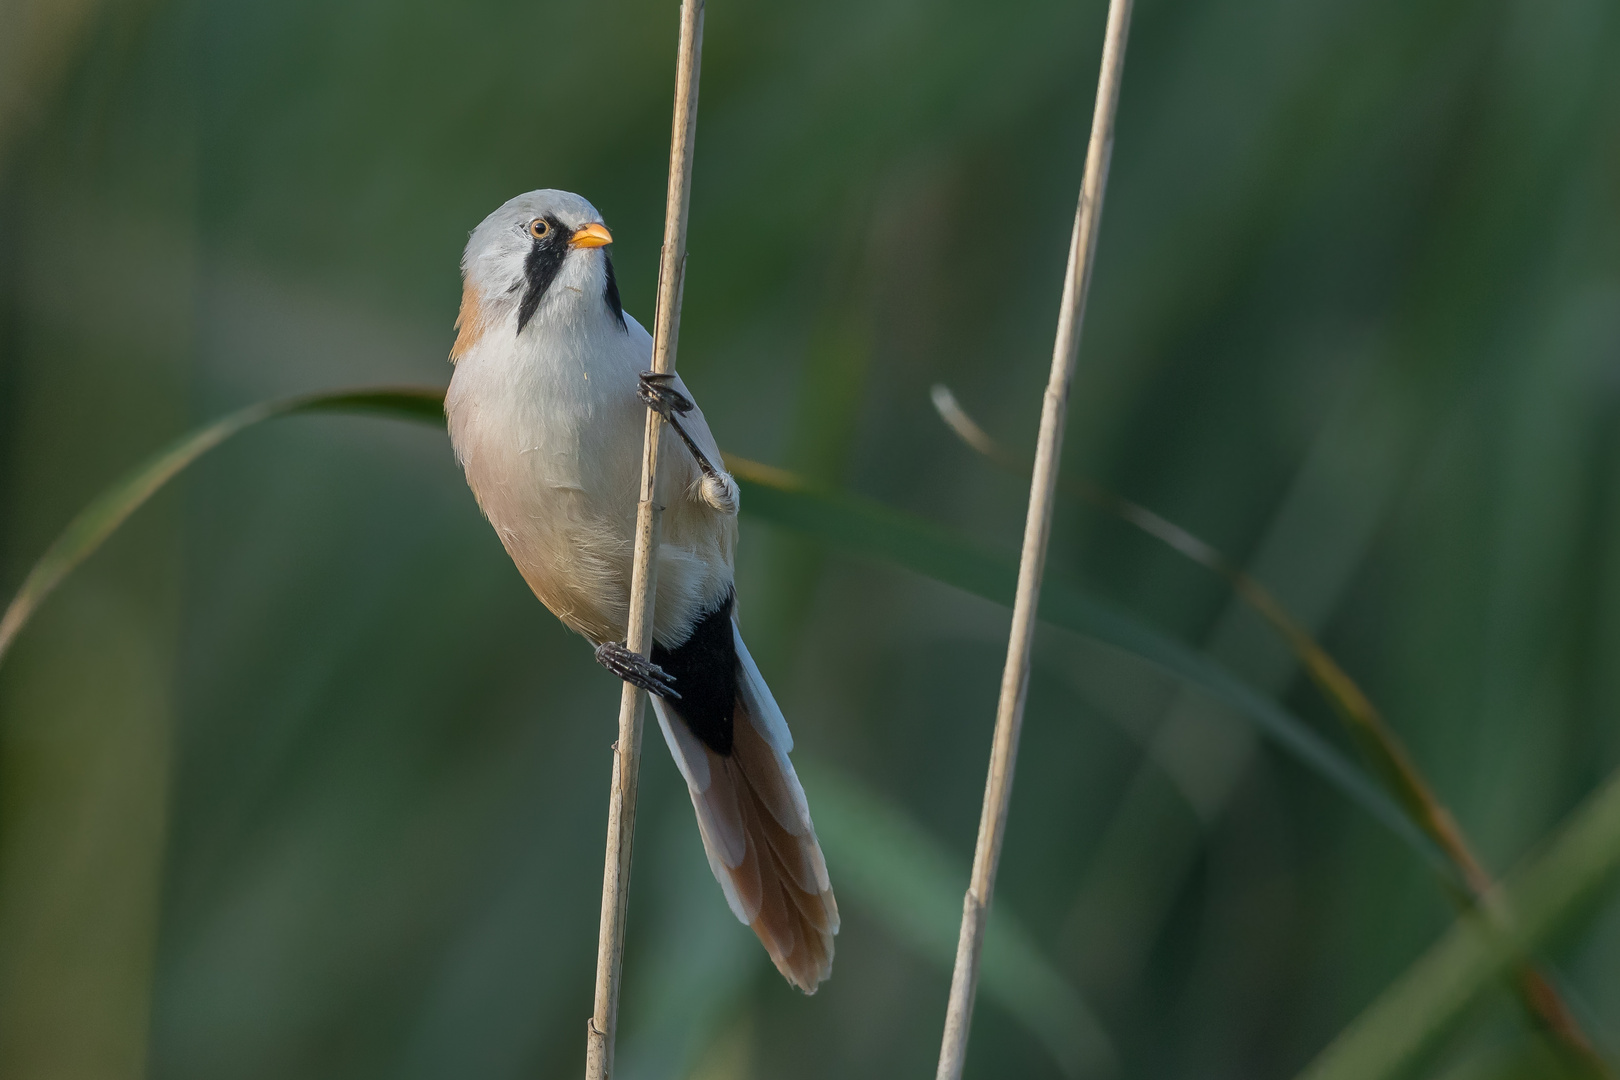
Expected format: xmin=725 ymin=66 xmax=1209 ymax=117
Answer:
xmin=650 ymin=622 xmax=838 ymax=992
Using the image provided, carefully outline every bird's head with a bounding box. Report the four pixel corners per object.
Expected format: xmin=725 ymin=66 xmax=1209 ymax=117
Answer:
xmin=452 ymin=189 xmax=625 ymax=362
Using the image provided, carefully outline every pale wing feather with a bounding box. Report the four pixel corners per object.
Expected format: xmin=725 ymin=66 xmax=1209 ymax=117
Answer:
xmin=733 ymin=622 xmax=793 ymax=752
xmin=651 ymin=695 xmax=710 ymax=791
xmin=732 ymin=622 xmax=830 ymax=892
xmin=651 ymin=698 xmax=755 ymax=925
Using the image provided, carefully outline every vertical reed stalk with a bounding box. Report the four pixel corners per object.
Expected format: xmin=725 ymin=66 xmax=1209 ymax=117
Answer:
xmin=933 ymin=387 xmax=1609 ymax=1074
xmin=584 ymin=3 xmax=704 ymax=1078
xmin=934 ymin=1 xmax=1135 ymax=1076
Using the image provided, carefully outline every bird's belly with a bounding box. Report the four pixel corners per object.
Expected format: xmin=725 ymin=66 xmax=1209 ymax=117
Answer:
xmin=454 ymin=399 xmax=640 ymax=643
xmin=449 ymin=378 xmax=731 ymax=648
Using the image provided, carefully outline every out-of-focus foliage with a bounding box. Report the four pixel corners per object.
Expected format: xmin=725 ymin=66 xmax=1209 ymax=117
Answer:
xmin=1303 ymin=765 xmax=1620 ymax=1080
xmin=0 ymin=388 xmax=446 ymax=664
xmin=0 ymin=386 xmax=1121 ymax=1075
xmin=1 ymin=0 xmax=1618 ymax=1078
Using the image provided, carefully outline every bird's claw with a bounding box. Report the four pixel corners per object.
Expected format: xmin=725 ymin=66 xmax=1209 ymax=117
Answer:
xmin=638 ymin=371 xmax=694 ymax=418
xmin=594 ymin=641 xmax=681 ymax=700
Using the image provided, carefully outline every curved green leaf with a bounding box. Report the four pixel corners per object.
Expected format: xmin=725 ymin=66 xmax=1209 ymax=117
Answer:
xmin=2 ymin=388 xmax=1439 ymax=882
xmin=726 ymin=456 xmax=1447 ymax=875
xmin=0 ymin=387 xmax=446 ymax=669
xmin=1298 ymin=765 xmax=1620 ymax=1080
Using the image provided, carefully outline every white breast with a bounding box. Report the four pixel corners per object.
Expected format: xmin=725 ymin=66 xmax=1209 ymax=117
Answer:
xmin=447 ymin=294 xmax=735 ymax=648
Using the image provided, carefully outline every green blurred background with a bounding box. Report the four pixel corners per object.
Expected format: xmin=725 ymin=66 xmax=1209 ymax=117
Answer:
xmin=3 ymin=0 xmax=1619 ymax=1077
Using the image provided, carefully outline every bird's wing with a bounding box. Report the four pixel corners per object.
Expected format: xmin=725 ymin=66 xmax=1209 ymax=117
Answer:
xmin=671 ymin=374 xmax=727 ymax=459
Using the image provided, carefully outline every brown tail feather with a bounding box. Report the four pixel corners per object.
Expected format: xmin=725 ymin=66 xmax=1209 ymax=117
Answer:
xmin=699 ymin=707 xmax=837 ymax=993
xmin=648 ymin=633 xmax=838 ymax=993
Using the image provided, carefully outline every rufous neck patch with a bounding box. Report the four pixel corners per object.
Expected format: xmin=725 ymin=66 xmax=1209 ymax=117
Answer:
xmin=450 ymin=279 xmax=489 ymax=362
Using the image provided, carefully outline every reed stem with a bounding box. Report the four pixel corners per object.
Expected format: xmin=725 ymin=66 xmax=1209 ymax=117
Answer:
xmin=932 ymin=385 xmax=1610 ymax=1076
xmin=934 ymin=1 xmax=1134 ymax=1075
xmin=583 ymin=4 xmax=704 ymax=1077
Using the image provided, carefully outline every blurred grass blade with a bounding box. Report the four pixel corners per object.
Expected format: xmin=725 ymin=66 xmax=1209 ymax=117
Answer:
xmin=932 ymin=384 xmax=1609 ymax=1071
xmin=1298 ymin=765 xmax=1620 ymax=1080
xmin=931 ymin=381 xmax=1492 ymax=873
xmin=802 ymin=761 xmax=1117 ymax=1079
xmin=0 ymin=387 xmax=446 ymax=670
xmin=726 ymin=455 xmax=1446 ymax=874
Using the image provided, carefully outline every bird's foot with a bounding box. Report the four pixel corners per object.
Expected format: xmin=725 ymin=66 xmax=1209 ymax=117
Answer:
xmin=637 ymin=371 xmax=694 ymax=419
xmin=595 ymin=641 xmax=680 ymax=700
xmin=637 ymin=372 xmax=737 ymax=515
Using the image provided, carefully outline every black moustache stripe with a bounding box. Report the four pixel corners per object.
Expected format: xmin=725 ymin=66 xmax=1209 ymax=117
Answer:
xmin=516 ymin=214 xmax=569 ymax=334
xmin=603 ymin=250 xmax=626 ymax=331
xmin=515 ymin=214 xmax=627 ymax=335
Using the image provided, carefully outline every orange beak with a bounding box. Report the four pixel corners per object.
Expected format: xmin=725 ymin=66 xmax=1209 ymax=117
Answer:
xmin=570 ymin=222 xmax=613 ymax=248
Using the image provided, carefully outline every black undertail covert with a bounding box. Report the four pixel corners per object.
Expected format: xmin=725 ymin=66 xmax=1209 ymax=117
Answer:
xmin=652 ymin=591 xmax=738 ymax=755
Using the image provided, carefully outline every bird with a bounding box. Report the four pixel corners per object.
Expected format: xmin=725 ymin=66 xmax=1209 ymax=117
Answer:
xmin=445 ymin=189 xmax=837 ymax=992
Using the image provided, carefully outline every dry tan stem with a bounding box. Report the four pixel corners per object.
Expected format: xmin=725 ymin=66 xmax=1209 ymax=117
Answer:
xmin=933 ymin=386 xmax=1611 ymax=1076
xmin=934 ymin=1 xmax=1135 ymax=1077
xmin=583 ymin=3 xmax=704 ymax=1078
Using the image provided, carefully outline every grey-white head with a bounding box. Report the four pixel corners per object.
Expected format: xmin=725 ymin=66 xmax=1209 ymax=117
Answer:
xmin=452 ymin=189 xmax=624 ymax=361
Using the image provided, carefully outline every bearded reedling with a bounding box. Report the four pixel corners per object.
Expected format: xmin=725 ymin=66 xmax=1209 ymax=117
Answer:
xmin=446 ymin=189 xmax=836 ymax=992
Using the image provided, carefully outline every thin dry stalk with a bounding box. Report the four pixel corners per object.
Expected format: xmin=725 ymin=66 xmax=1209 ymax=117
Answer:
xmin=933 ymin=385 xmax=1611 ymax=1076
xmin=583 ymin=3 xmax=704 ymax=1078
xmin=934 ymin=1 xmax=1135 ymax=1077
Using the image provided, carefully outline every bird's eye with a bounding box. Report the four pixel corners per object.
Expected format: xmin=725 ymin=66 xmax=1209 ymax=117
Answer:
xmin=528 ymin=218 xmax=551 ymax=240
